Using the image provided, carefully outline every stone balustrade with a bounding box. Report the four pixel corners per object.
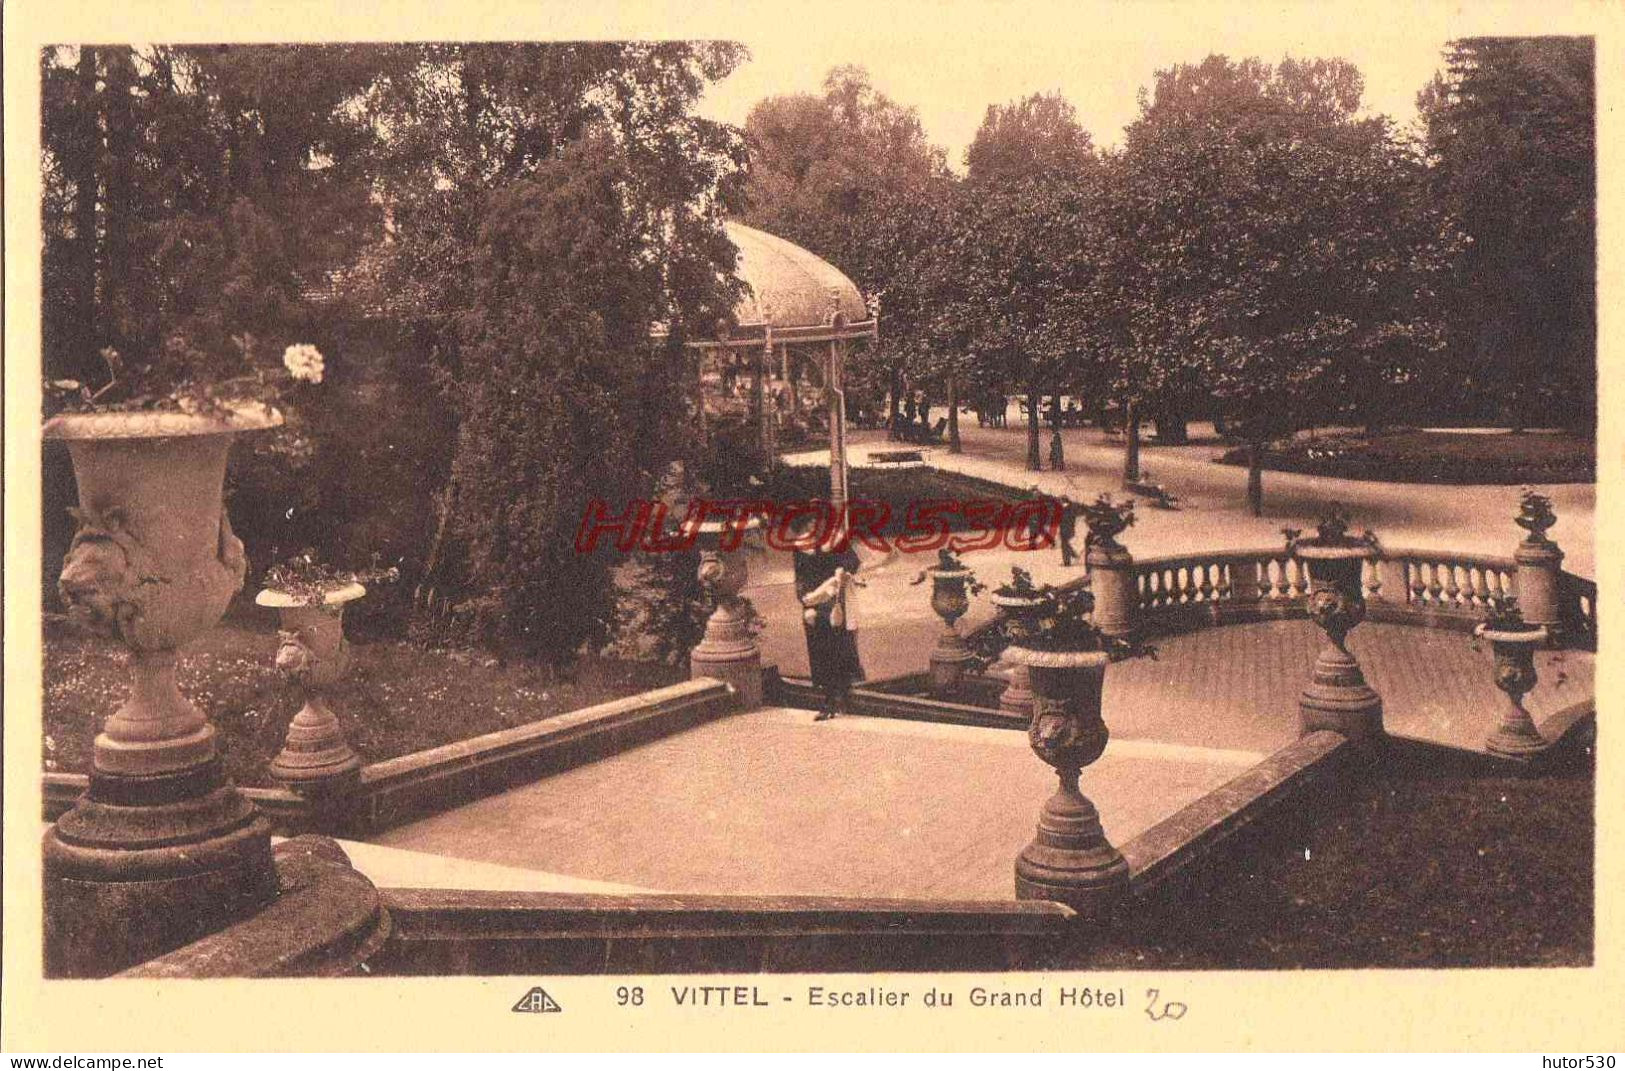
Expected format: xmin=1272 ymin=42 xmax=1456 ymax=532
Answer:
xmin=1119 ymin=545 xmax=1590 ymax=645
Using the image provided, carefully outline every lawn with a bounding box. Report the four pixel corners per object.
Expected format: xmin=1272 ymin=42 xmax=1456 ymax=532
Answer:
xmin=43 ymin=623 xmax=683 ymax=788
xmin=1086 ymin=742 xmax=1593 ymax=969
xmin=1218 ymin=429 xmax=1595 ymax=485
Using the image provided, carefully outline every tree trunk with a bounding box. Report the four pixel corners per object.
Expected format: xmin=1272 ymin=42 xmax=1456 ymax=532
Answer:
xmin=1247 ymin=440 xmax=1264 ymax=517
xmin=1123 ymin=400 xmax=1140 ymax=484
xmin=64 ymin=48 xmax=101 ymax=383
xmin=947 ymin=374 xmax=962 ymax=454
xmin=101 ymin=49 xmax=137 ymax=357
xmin=1153 ymin=414 xmax=1189 ymax=445
xmin=888 ymin=367 xmax=903 ymax=441
xmin=1026 ymin=387 xmax=1042 ymax=471
xmin=1048 ymin=392 xmax=1065 ymax=471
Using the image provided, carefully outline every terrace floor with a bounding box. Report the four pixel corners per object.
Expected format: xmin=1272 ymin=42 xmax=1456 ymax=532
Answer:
xmin=371 ymin=707 xmax=1258 ymax=899
xmin=367 ymin=617 xmax=1589 ymax=898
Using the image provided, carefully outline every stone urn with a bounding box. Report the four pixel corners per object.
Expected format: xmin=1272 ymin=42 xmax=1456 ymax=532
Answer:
xmin=1293 ymin=540 xmax=1383 ymax=740
xmin=988 ymin=588 xmax=1051 ymax=719
xmin=920 ymin=563 xmax=978 ymax=697
xmin=689 ymin=516 xmax=764 ymax=709
xmin=259 ymin=582 xmax=366 ymax=793
xmin=42 ymin=404 xmax=282 ymax=977
xmin=1477 ymin=623 xmax=1551 ymax=759
xmin=1007 ymin=646 xmax=1130 ymax=917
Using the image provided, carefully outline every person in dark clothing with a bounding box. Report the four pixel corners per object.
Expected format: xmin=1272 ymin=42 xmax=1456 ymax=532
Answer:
xmin=792 ymin=518 xmax=865 ymax=720
xmin=1058 ymin=495 xmax=1082 ymax=567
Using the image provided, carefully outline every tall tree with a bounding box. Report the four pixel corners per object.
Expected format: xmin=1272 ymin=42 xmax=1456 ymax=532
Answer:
xmin=364 ymin=43 xmax=749 ymax=662
xmin=957 ymin=94 xmax=1102 ymax=471
xmin=1418 ymin=37 xmax=1595 ymax=429
xmin=1110 ymin=55 xmax=1453 ymax=514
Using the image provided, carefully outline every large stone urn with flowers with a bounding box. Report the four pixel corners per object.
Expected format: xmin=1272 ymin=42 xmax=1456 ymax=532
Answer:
xmin=42 ymin=340 xmax=323 ymax=976
xmin=1286 ymin=505 xmax=1384 ymax=741
xmin=1002 ymin=585 xmax=1130 ymax=916
xmin=911 ymin=549 xmax=985 ymax=697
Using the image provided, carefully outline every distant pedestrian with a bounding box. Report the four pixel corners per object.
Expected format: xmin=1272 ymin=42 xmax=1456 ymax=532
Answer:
xmin=1058 ymin=496 xmax=1081 ymax=567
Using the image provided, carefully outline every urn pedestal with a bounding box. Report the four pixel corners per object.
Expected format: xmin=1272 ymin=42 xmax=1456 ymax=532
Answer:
xmin=924 ymin=567 xmax=976 ymax=697
xmin=1086 ymin=541 xmax=1136 ymax=640
xmin=42 ymin=407 xmax=281 ymax=977
xmin=260 ymin=583 xmax=366 ymax=793
xmin=989 ymin=591 xmax=1049 ymax=720
xmin=1512 ymin=494 xmax=1565 ymax=636
xmin=1293 ymin=544 xmax=1383 ymax=741
xmin=1479 ymin=625 xmax=1550 ymax=759
xmin=689 ymin=517 xmax=764 ymax=710
xmin=1007 ymin=648 xmax=1129 ymax=917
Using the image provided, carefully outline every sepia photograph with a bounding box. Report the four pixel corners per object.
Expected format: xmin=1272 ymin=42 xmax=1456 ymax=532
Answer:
xmin=2 ymin=0 xmax=1617 ymax=1055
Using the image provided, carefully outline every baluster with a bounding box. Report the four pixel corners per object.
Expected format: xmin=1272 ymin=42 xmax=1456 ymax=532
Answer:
xmin=1444 ymin=564 xmax=1462 ymax=609
xmin=1425 ymin=562 xmax=1443 ymax=606
xmin=1470 ymin=566 xmax=1489 ymax=610
xmin=1290 ymin=558 xmax=1309 ymax=598
xmin=1199 ymin=562 xmax=1216 ymax=603
xmin=1274 ymin=557 xmax=1292 ymax=599
xmin=1409 ymin=560 xmax=1426 ymax=604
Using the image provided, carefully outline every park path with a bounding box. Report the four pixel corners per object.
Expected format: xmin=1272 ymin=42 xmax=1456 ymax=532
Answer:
xmin=783 ymin=420 xmax=1594 ymax=575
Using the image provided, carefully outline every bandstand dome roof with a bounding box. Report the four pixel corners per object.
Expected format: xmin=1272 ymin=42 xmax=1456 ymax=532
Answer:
xmin=654 ymin=221 xmax=877 ymax=348
xmin=727 ymin=222 xmax=870 ymax=331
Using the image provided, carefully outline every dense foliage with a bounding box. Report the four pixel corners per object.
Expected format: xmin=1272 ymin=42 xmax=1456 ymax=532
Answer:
xmin=1417 ymin=37 xmax=1595 ymax=429
xmin=41 ymin=43 xmax=748 ymax=664
xmin=40 ymin=40 xmax=1596 ymax=664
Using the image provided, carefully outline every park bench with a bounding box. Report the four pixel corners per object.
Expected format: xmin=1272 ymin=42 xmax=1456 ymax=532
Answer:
xmin=1124 ymin=476 xmax=1180 ymax=510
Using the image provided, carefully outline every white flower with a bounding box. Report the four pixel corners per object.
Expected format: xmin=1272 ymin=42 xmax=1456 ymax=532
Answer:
xmin=282 ymin=343 xmax=325 ymax=384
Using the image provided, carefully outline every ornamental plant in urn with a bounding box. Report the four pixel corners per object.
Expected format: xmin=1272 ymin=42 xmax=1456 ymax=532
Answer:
xmin=258 ymin=554 xmax=400 ymax=792
xmin=1285 ymin=505 xmax=1384 ymax=741
xmin=1000 ymin=585 xmax=1131 ymax=916
xmin=1079 ymin=493 xmax=1136 ymax=638
xmin=911 ymin=549 xmax=986 ymax=697
xmin=1474 ymin=595 xmax=1550 ymax=759
xmin=988 ymin=566 xmax=1052 ymax=719
xmin=42 ymin=334 xmax=325 ymax=976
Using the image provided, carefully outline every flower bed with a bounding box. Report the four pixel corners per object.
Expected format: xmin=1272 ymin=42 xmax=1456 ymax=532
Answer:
xmin=44 ymin=624 xmax=683 ymax=787
xmin=1217 ymin=430 xmax=1595 ymax=485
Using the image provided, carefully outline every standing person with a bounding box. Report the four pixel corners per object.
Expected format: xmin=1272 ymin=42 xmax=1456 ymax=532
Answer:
xmin=792 ymin=515 xmax=865 ymax=720
xmin=1058 ymin=495 xmax=1081 ymax=567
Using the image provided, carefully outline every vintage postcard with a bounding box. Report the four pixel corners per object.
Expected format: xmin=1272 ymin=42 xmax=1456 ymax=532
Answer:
xmin=2 ymin=0 xmax=1620 ymax=1054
